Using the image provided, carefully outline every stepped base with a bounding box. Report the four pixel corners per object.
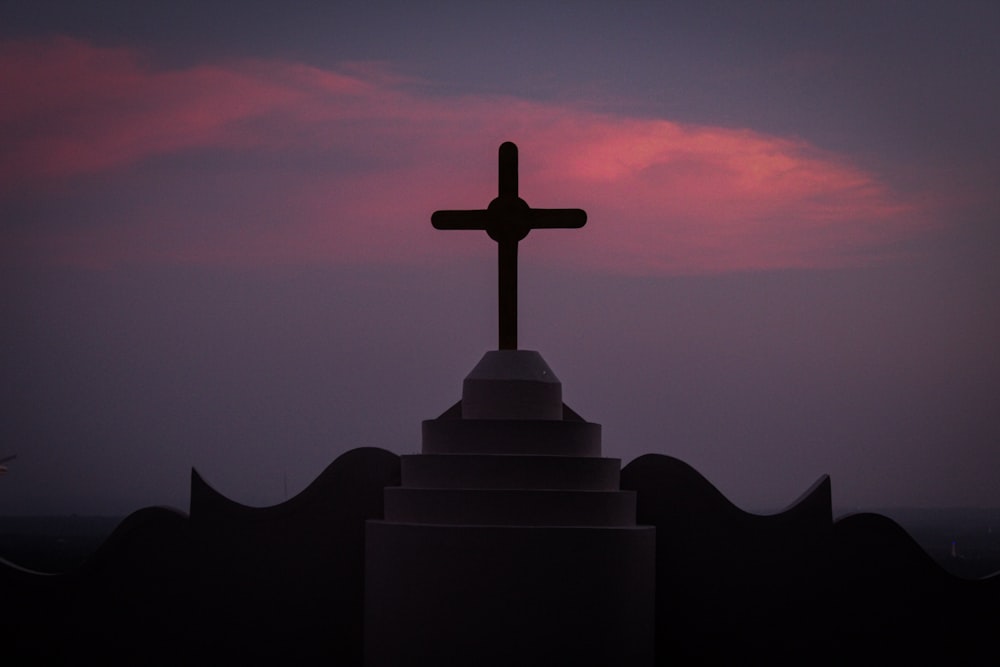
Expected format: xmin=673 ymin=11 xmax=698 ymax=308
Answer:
xmin=383 ymin=487 xmax=636 ymax=526
xmin=422 ymin=417 xmax=601 ymax=456
xmin=401 ymin=453 xmax=621 ymax=489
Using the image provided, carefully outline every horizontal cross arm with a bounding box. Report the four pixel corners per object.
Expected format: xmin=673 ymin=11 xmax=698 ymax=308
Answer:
xmin=528 ymin=208 xmax=587 ymax=229
xmin=431 ymin=210 xmax=490 ymax=230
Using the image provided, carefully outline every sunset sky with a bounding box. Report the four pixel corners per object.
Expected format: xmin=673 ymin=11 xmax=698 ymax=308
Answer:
xmin=1 ymin=2 xmax=998 ymax=516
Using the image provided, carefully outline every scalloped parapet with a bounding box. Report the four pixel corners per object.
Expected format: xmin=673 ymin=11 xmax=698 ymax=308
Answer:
xmin=2 ymin=448 xmax=997 ymax=664
xmin=1 ymin=447 xmax=400 ymax=665
xmin=621 ymin=453 xmax=1000 ymax=665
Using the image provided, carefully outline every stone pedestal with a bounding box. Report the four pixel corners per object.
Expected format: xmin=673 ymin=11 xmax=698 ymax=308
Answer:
xmin=364 ymin=351 xmax=656 ymax=666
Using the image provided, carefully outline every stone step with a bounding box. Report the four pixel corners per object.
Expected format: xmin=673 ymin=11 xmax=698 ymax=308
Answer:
xmin=422 ymin=418 xmax=601 ymax=456
xmin=400 ymin=454 xmax=621 ymax=490
xmin=383 ymin=487 xmax=636 ymax=527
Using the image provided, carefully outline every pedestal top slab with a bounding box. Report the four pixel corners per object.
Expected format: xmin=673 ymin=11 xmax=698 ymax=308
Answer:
xmin=465 ymin=350 xmax=560 ymax=383
xmin=462 ymin=350 xmax=563 ymax=420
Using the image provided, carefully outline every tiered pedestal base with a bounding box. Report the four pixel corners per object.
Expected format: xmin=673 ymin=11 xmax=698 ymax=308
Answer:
xmin=363 ymin=352 xmax=655 ymax=665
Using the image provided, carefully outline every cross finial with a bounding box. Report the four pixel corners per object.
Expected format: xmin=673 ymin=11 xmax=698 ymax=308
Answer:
xmin=432 ymin=142 xmax=587 ymax=350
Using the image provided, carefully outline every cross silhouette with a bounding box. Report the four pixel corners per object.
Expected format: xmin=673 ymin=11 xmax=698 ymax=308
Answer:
xmin=432 ymin=142 xmax=587 ymax=350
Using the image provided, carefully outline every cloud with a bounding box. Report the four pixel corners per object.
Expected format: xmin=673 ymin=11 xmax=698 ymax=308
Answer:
xmin=1 ymin=37 xmax=926 ymax=274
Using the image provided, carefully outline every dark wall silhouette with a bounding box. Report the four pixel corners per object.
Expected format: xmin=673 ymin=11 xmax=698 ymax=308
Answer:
xmin=2 ymin=448 xmax=997 ymax=665
xmin=621 ymin=454 xmax=999 ymax=665
xmin=1 ymin=447 xmax=399 ymax=665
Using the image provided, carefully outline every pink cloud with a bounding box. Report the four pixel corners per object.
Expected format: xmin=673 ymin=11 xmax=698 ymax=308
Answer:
xmin=0 ymin=37 xmax=929 ymax=274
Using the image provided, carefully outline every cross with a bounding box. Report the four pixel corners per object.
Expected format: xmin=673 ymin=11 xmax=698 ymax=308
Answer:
xmin=432 ymin=142 xmax=587 ymax=350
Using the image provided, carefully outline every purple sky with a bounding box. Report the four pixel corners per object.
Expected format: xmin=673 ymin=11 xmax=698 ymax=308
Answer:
xmin=1 ymin=2 xmax=998 ymax=515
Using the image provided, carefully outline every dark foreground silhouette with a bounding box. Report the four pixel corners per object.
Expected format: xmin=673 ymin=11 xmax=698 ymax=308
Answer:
xmin=2 ymin=447 xmax=996 ymax=665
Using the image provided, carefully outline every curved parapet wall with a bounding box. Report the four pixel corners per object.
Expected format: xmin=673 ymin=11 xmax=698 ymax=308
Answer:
xmin=2 ymin=448 xmax=997 ymax=665
xmin=829 ymin=512 xmax=1000 ymax=662
xmin=190 ymin=446 xmax=399 ymax=522
xmin=1 ymin=505 xmax=188 ymax=578
xmin=0 ymin=447 xmax=400 ymax=666
xmin=621 ymin=453 xmax=999 ymax=665
xmin=1 ymin=505 xmax=192 ymax=665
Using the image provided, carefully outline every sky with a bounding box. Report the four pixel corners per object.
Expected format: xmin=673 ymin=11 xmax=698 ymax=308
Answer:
xmin=1 ymin=1 xmax=998 ymax=516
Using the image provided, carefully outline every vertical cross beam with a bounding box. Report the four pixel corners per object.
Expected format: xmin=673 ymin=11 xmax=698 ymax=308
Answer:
xmin=432 ymin=142 xmax=587 ymax=350
xmin=495 ymin=142 xmax=521 ymax=350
